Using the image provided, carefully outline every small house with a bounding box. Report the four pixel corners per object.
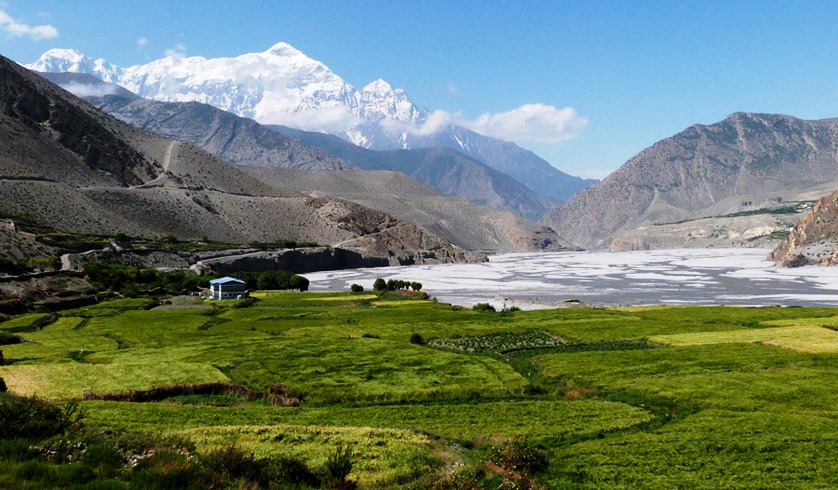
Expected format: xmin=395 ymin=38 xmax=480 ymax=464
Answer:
xmin=209 ymin=277 xmax=248 ymax=300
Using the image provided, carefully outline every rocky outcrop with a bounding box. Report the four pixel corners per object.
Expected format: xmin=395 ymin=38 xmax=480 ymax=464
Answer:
xmin=543 ymin=113 xmax=838 ymax=248
xmin=192 ymin=247 xmax=390 ymax=275
xmin=609 ymin=213 xmax=804 ymax=251
xmin=770 ymin=190 xmax=838 ymax=266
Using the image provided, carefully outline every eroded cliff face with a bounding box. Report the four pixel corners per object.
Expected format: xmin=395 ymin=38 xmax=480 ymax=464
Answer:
xmin=770 ymin=190 xmax=838 ymax=266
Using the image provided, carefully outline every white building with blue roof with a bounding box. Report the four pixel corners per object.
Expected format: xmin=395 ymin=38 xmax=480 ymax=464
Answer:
xmin=209 ymin=277 xmax=248 ymax=300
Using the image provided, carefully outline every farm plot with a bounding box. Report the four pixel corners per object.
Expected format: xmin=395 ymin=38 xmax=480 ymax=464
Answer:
xmin=650 ymin=325 xmax=838 ymax=353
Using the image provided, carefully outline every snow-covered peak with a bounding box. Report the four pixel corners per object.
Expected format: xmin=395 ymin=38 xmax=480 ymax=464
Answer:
xmin=28 ymin=48 xmax=91 ymax=73
xmin=264 ymin=42 xmax=303 ymax=57
xmin=27 ymin=42 xmax=424 ymax=143
xmin=363 ymin=78 xmax=394 ymax=94
xmin=26 ymin=48 xmax=121 ymax=83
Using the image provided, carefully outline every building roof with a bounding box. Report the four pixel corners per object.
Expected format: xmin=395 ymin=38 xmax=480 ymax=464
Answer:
xmin=209 ymin=277 xmax=246 ymax=285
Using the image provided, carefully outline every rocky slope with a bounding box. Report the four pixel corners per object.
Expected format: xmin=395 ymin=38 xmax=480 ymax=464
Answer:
xmin=0 ymin=55 xmax=477 ymax=265
xmin=241 ymin=167 xmax=572 ymax=252
xmin=37 ymin=72 xmax=350 ymax=171
xmin=28 ymin=44 xmax=594 ymax=205
xmin=770 ymin=190 xmax=838 ymax=266
xmin=543 ymin=113 xmax=838 ymax=248
xmin=40 ymin=72 xmax=552 ymax=220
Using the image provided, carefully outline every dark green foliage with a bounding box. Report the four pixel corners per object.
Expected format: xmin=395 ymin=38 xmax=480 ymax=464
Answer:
xmin=81 ymin=443 xmax=123 ymax=479
xmin=323 ymin=444 xmax=356 ymax=489
xmin=0 ymin=332 xmax=21 ymax=345
xmin=197 ymin=445 xmax=268 ymax=487
xmin=472 ymin=302 xmax=496 ymax=312
xmin=350 ymin=284 xmax=364 ymax=293
xmin=234 ymin=270 xmax=310 ymax=292
xmin=0 ymin=393 xmax=74 ymax=440
xmin=0 ymin=438 xmax=39 ymax=462
xmin=409 ymin=333 xmax=424 ymax=345
xmin=131 ymin=449 xmax=202 ymax=489
xmin=382 ymin=278 xmax=418 ymax=291
xmin=373 ymin=278 xmax=387 ymax=291
xmin=265 ymin=455 xmax=321 ymax=487
xmin=82 ymin=261 xmax=214 ymax=294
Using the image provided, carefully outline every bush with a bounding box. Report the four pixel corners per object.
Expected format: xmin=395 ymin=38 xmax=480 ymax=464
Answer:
xmin=373 ymin=278 xmax=387 ymax=292
xmin=0 ymin=394 xmax=75 ymax=440
xmin=409 ymin=333 xmax=424 ymax=345
xmin=473 ymin=302 xmax=496 ymax=312
xmin=266 ymin=456 xmax=321 ymax=488
xmin=0 ymin=377 xmax=6 ymax=393
xmin=410 ymin=282 xmax=423 ymax=291
xmin=322 ymin=444 xmax=355 ymax=489
xmin=81 ymin=443 xmax=123 ymax=479
xmin=350 ymin=284 xmax=364 ymax=293
xmin=197 ymin=445 xmax=267 ymax=487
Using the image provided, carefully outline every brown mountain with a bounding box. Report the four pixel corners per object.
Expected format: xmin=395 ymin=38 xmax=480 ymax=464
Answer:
xmin=241 ymin=167 xmax=572 ymax=252
xmin=0 ymin=55 xmax=476 ymax=265
xmin=770 ymin=190 xmax=838 ymax=266
xmin=542 ymin=112 xmax=838 ymax=248
xmin=32 ymin=70 xmax=569 ymax=251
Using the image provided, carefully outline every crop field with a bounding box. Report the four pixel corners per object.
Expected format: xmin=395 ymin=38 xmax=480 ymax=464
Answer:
xmin=1 ymin=293 xmax=837 ymax=488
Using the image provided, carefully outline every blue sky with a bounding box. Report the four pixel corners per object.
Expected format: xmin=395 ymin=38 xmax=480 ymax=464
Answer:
xmin=2 ymin=1 xmax=837 ymax=179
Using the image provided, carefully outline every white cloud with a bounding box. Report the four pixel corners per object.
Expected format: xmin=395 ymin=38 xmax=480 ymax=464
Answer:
xmin=136 ymin=36 xmax=148 ymax=47
xmin=59 ymin=81 xmax=120 ymax=98
xmin=463 ymin=103 xmax=588 ymax=144
xmin=415 ymin=109 xmax=455 ymax=136
xmin=0 ymin=9 xmax=58 ymax=40
xmin=165 ymin=43 xmax=187 ymax=58
xmin=260 ymin=106 xmax=360 ymax=133
xmin=374 ymin=103 xmax=587 ymax=145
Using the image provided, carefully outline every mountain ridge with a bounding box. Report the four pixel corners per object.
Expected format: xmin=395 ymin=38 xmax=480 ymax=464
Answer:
xmin=542 ymin=112 xmax=838 ymax=248
xmin=27 ymin=44 xmax=595 ymax=204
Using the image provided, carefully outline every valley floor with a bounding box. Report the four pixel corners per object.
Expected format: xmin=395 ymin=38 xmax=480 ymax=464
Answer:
xmin=306 ymin=248 xmax=838 ymax=309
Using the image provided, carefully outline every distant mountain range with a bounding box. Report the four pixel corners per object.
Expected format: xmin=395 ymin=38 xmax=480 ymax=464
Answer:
xmin=0 ymin=53 xmax=479 ymax=264
xmin=39 ymin=72 xmax=550 ymax=221
xmin=0 ymin=54 xmax=567 ymax=273
xmin=27 ymin=43 xmax=596 ymax=204
xmin=543 ymin=112 xmax=838 ymax=248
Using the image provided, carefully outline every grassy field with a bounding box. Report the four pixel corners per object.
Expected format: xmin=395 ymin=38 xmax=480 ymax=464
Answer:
xmin=1 ymin=293 xmax=836 ymax=488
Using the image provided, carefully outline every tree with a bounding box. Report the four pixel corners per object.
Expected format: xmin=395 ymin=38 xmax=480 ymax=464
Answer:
xmin=373 ymin=278 xmax=387 ymax=291
xmin=350 ymin=284 xmax=364 ymax=293
xmin=410 ymin=282 xmax=422 ymax=291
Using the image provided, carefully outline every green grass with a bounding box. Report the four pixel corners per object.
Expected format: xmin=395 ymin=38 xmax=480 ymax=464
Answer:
xmin=651 ymin=325 xmax=838 ymax=353
xmin=83 ymin=399 xmax=652 ymax=442
xmin=1 ymin=295 xmax=836 ymax=488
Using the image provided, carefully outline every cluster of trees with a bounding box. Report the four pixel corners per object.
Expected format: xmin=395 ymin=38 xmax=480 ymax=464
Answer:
xmin=233 ymin=270 xmax=309 ymax=292
xmin=372 ymin=278 xmax=422 ymax=292
xmin=82 ymin=262 xmax=209 ymax=295
xmin=82 ymin=262 xmax=309 ymax=295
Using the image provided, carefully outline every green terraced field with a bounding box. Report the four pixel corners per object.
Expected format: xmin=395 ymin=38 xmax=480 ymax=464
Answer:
xmin=1 ymin=293 xmax=836 ymax=488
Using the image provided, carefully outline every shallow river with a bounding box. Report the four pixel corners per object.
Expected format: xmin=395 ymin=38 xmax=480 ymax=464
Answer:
xmin=304 ymin=248 xmax=838 ymax=309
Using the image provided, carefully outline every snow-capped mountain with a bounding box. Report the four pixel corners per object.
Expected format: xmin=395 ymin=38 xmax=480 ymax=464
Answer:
xmin=27 ymin=42 xmax=595 ymax=203
xmin=27 ymin=43 xmax=421 ymax=145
